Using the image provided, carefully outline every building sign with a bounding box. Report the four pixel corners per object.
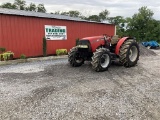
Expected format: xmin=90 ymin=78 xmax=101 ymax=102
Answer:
xmin=45 ymin=25 xmax=67 ymax=40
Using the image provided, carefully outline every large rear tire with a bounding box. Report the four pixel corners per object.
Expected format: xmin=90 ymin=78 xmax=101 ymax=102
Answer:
xmin=91 ymin=48 xmax=111 ymax=72
xmin=119 ymin=39 xmax=139 ymax=67
xmin=68 ymin=47 xmax=84 ymax=67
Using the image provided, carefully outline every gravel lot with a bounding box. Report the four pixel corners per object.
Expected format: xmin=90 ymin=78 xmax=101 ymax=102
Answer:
xmin=0 ymin=49 xmax=160 ymax=120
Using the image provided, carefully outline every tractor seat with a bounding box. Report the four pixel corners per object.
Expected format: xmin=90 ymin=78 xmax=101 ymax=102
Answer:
xmin=111 ymin=35 xmax=119 ymax=45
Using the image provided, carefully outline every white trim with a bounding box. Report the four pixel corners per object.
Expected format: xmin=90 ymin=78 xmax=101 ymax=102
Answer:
xmin=115 ymin=26 xmax=117 ymax=35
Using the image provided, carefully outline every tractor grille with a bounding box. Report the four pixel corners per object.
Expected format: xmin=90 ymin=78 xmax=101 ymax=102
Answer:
xmin=78 ymin=40 xmax=91 ymax=51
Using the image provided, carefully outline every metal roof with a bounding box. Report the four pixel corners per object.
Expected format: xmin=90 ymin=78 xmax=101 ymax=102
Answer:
xmin=0 ymin=8 xmax=113 ymax=25
xmin=0 ymin=8 xmax=86 ymax=21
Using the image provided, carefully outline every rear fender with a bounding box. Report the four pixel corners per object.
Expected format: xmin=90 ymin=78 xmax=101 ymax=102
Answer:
xmin=115 ymin=37 xmax=131 ymax=55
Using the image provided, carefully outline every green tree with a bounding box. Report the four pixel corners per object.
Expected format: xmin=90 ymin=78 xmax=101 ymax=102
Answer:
xmin=126 ymin=6 xmax=154 ymax=41
xmin=108 ymin=16 xmax=125 ymax=25
xmin=0 ymin=2 xmax=17 ymax=9
xmin=54 ymin=11 xmax=60 ymax=15
xmin=60 ymin=11 xmax=69 ymax=16
xmin=26 ymin=3 xmax=36 ymax=11
xmin=99 ymin=9 xmax=109 ymax=22
xmin=86 ymin=9 xmax=109 ymax=22
xmin=146 ymin=20 xmax=160 ymax=42
xmin=67 ymin=10 xmax=81 ymax=17
xmin=37 ymin=4 xmax=46 ymax=13
xmin=0 ymin=0 xmax=47 ymax=13
xmin=86 ymin=15 xmax=101 ymax=22
xmin=108 ymin=16 xmax=126 ymax=37
xmin=54 ymin=9 xmax=109 ymax=22
xmin=14 ymin=0 xmax=26 ymax=10
xmin=56 ymin=10 xmax=82 ymax=18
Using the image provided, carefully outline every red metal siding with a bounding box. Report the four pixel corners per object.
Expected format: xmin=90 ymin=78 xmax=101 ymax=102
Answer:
xmin=0 ymin=14 xmax=115 ymax=58
xmin=0 ymin=15 xmax=2 ymax=46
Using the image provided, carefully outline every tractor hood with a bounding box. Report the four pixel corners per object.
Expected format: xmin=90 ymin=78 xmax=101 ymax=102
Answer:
xmin=79 ymin=35 xmax=106 ymax=52
xmin=81 ymin=36 xmax=104 ymax=42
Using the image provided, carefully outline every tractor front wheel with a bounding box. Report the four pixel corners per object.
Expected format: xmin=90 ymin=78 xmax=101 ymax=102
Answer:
xmin=68 ymin=47 xmax=84 ymax=67
xmin=91 ymin=48 xmax=111 ymax=72
xmin=119 ymin=39 xmax=139 ymax=67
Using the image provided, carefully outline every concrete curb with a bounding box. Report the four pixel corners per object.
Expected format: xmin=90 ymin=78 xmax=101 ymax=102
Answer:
xmin=0 ymin=55 xmax=68 ymax=66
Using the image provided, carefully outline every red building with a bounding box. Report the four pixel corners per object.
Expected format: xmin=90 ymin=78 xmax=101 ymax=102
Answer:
xmin=0 ymin=8 xmax=115 ymax=58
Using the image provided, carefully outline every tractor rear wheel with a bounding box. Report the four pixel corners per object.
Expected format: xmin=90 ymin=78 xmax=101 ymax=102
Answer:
xmin=91 ymin=48 xmax=111 ymax=72
xmin=68 ymin=47 xmax=84 ymax=67
xmin=119 ymin=39 xmax=139 ymax=67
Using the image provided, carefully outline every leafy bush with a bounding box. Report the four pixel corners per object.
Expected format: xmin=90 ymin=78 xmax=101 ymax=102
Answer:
xmin=20 ymin=54 xmax=26 ymax=59
xmin=0 ymin=54 xmax=3 ymax=61
xmin=0 ymin=47 xmax=6 ymax=53
xmin=56 ymin=49 xmax=67 ymax=55
xmin=1 ymin=51 xmax=14 ymax=61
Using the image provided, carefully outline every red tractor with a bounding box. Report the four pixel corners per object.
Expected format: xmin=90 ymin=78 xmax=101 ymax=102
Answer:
xmin=68 ymin=35 xmax=139 ymax=72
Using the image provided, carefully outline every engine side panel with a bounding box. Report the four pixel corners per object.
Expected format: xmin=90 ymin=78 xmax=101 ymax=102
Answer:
xmin=80 ymin=36 xmax=105 ymax=52
xmin=90 ymin=38 xmax=105 ymax=52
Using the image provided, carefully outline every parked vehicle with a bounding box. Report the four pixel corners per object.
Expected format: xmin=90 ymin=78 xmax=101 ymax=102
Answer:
xmin=68 ymin=35 xmax=140 ymax=72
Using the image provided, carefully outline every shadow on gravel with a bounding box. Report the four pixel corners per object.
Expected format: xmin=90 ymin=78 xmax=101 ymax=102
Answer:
xmin=43 ymin=61 xmax=131 ymax=80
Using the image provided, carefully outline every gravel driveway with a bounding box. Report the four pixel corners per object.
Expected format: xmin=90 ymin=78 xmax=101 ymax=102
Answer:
xmin=0 ymin=50 xmax=160 ymax=120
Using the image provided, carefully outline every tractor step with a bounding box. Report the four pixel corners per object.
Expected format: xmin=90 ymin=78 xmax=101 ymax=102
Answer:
xmin=110 ymin=53 xmax=117 ymax=60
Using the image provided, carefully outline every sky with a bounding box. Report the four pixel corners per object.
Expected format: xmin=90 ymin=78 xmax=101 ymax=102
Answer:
xmin=0 ymin=0 xmax=160 ymax=20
